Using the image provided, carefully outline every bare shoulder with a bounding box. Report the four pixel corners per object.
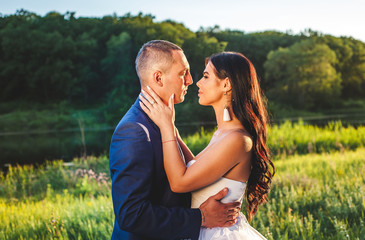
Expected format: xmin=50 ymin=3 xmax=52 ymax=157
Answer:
xmin=223 ymin=130 xmax=253 ymax=153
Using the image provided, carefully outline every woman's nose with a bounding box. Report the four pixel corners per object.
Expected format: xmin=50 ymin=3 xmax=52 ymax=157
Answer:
xmin=196 ymin=78 xmax=202 ymax=88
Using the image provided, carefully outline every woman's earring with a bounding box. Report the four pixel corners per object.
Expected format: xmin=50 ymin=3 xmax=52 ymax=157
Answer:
xmin=223 ymin=90 xmax=231 ymax=122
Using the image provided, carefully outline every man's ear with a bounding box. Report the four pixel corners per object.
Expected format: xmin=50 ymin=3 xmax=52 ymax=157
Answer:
xmin=153 ymin=71 xmax=163 ymax=87
xmin=223 ymin=77 xmax=232 ymax=92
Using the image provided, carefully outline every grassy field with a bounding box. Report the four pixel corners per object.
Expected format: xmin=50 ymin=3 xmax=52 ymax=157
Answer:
xmin=0 ymin=157 xmax=113 ymax=240
xmin=184 ymin=121 xmax=365 ymax=158
xmin=252 ymin=148 xmax=365 ymax=239
xmin=1 ymin=123 xmax=364 ymax=239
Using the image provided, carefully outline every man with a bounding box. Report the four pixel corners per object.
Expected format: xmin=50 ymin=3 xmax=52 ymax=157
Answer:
xmin=109 ymin=40 xmax=240 ymax=240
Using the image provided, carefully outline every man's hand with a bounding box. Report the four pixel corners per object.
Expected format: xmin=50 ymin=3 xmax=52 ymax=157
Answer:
xmin=199 ymin=188 xmax=241 ymax=228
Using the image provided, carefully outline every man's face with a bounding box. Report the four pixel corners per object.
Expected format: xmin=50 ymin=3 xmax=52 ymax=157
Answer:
xmin=163 ymin=50 xmax=193 ymax=104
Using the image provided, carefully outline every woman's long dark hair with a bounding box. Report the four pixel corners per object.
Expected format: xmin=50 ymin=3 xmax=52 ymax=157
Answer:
xmin=208 ymin=52 xmax=275 ymax=221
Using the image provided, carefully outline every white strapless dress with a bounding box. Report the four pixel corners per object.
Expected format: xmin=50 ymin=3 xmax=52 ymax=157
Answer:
xmin=187 ymin=160 xmax=267 ymax=240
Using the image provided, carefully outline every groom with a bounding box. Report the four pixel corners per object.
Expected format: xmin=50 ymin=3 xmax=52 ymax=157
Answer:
xmin=109 ymin=40 xmax=240 ymax=240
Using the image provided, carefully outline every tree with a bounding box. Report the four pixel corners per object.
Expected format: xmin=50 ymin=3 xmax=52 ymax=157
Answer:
xmin=320 ymin=36 xmax=365 ymax=99
xmin=178 ymin=33 xmax=227 ymax=124
xmin=101 ymin=32 xmax=138 ymax=124
xmin=264 ymin=39 xmax=342 ymax=109
xmin=210 ymin=30 xmax=301 ymax=83
xmin=183 ymin=33 xmax=227 ymax=81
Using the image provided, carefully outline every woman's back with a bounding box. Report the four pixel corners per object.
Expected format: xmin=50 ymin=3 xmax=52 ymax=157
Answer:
xmin=194 ymin=128 xmax=253 ymax=183
xmin=188 ymin=159 xmax=247 ymax=207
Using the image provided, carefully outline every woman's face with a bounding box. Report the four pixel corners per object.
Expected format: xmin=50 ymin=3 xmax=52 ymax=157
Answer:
xmin=196 ymin=61 xmax=225 ymax=106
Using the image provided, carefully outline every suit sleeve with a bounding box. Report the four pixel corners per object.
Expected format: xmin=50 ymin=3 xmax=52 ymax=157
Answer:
xmin=110 ymin=122 xmax=201 ymax=239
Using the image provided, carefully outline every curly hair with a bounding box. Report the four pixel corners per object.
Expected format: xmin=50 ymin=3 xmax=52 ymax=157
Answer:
xmin=207 ymin=52 xmax=275 ymax=221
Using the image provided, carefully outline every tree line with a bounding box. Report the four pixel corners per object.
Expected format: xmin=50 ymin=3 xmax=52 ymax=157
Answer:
xmin=0 ymin=10 xmax=364 ymax=116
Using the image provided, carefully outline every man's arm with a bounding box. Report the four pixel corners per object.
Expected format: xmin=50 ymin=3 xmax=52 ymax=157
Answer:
xmin=110 ymin=122 xmax=201 ymax=239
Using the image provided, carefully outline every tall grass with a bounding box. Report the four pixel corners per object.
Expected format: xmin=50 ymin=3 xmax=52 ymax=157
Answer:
xmin=0 ymin=156 xmax=112 ymax=239
xmin=268 ymin=121 xmax=365 ymax=157
xmin=0 ymin=156 xmax=110 ymax=202
xmin=0 ymin=195 xmax=113 ymax=239
xmin=251 ymin=148 xmax=365 ymax=240
xmin=1 ymin=124 xmax=364 ymax=239
xmin=184 ymin=121 xmax=365 ymax=158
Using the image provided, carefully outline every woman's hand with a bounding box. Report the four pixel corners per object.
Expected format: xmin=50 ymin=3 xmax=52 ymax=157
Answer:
xmin=139 ymin=86 xmax=175 ymax=133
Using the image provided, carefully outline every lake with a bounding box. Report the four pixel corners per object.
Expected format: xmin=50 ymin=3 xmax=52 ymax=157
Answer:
xmin=1 ymin=112 xmax=364 ymax=169
xmin=0 ymin=123 xmax=213 ymax=169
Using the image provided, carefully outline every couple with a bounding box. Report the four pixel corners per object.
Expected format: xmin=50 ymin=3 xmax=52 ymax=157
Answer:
xmin=109 ymin=40 xmax=275 ymax=240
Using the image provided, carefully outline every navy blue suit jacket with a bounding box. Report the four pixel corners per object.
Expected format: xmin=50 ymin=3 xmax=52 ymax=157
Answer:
xmin=109 ymin=99 xmax=201 ymax=240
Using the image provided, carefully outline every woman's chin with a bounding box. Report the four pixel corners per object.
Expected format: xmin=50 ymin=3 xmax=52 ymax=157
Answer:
xmin=198 ymin=99 xmax=208 ymax=106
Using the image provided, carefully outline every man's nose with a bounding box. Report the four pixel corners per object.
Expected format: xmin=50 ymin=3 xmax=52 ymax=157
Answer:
xmin=185 ymin=71 xmax=193 ymax=86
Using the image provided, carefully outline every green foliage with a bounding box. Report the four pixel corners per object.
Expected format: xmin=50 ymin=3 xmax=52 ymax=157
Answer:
xmin=268 ymin=121 xmax=365 ymax=157
xmin=251 ymin=148 xmax=365 ymax=239
xmin=203 ymin=29 xmax=302 ymax=80
xmin=264 ymin=39 xmax=342 ymax=109
xmin=0 ymin=153 xmax=112 ymax=239
xmin=319 ymin=36 xmax=365 ymax=99
xmin=0 ymin=11 xmax=101 ymax=103
xmin=183 ymin=127 xmax=215 ymax=155
xmin=0 ymin=195 xmax=113 ymax=239
xmin=1 ymin=11 xmax=363 ymax=114
xmin=0 ymin=107 xmax=104 ymax=132
xmin=181 ymin=33 xmax=228 ymax=102
xmin=267 ymin=101 xmax=322 ymax=119
xmin=183 ymin=33 xmax=227 ymax=77
xmin=101 ymin=31 xmax=138 ymax=124
xmin=0 ymin=147 xmax=363 ymax=239
xmin=101 ymin=32 xmax=134 ymax=89
xmin=184 ymin=121 xmax=365 ymax=157
xmin=0 ymin=156 xmax=110 ymax=202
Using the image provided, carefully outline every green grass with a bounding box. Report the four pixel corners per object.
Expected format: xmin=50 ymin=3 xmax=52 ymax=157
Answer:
xmin=251 ymin=148 xmax=365 ymax=240
xmin=0 ymin=156 xmax=113 ymax=239
xmin=1 ymin=122 xmax=365 ymax=239
xmin=0 ymin=195 xmax=113 ymax=240
xmin=184 ymin=121 xmax=365 ymax=158
xmin=1 ymin=147 xmax=364 ymax=239
xmin=0 ymin=156 xmax=110 ymax=202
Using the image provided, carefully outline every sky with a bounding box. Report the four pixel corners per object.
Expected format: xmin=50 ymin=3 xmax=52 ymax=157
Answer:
xmin=2 ymin=0 xmax=365 ymax=42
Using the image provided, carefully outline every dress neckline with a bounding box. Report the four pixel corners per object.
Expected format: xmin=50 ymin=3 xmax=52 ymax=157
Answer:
xmin=221 ymin=176 xmax=247 ymax=184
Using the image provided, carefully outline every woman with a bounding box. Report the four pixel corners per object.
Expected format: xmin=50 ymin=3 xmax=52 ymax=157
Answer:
xmin=139 ymin=52 xmax=275 ymax=239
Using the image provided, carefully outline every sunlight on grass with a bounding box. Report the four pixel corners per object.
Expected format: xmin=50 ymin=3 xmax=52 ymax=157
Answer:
xmin=1 ymin=124 xmax=364 ymax=239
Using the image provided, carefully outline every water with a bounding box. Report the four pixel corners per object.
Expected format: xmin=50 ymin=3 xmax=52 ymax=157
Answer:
xmin=0 ymin=128 xmax=114 ymax=167
xmin=273 ymin=113 xmax=365 ymax=126
xmin=1 ymin=113 xmax=364 ymax=168
xmin=0 ymin=123 xmax=215 ymax=168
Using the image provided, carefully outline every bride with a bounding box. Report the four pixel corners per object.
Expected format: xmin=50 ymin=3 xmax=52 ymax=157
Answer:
xmin=140 ymin=51 xmax=275 ymax=239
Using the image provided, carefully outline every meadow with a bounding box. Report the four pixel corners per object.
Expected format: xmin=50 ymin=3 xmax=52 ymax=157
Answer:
xmin=1 ymin=122 xmax=364 ymax=239
xmin=185 ymin=121 xmax=365 ymax=157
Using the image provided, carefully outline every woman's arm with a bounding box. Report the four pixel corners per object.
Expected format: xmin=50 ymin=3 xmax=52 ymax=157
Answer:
xmin=139 ymin=87 xmax=250 ymax=193
xmin=160 ymin=129 xmax=249 ymax=193
xmin=175 ymin=127 xmax=195 ymax=163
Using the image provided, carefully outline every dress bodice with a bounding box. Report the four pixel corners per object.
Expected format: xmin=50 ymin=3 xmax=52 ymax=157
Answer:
xmin=187 ymin=160 xmax=247 ymax=208
xmin=186 ymin=161 xmax=267 ymax=239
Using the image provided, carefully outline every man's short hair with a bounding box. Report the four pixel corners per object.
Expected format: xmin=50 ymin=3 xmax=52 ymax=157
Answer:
xmin=135 ymin=40 xmax=182 ymax=81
